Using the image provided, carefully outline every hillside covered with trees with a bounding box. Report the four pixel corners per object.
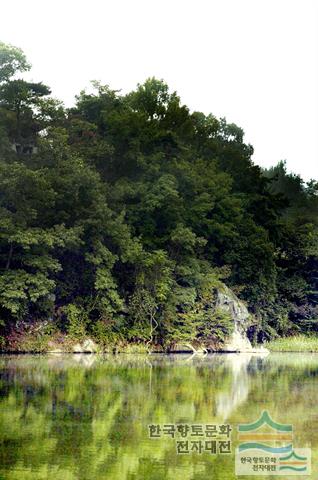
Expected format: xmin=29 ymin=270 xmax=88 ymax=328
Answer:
xmin=0 ymin=42 xmax=317 ymax=351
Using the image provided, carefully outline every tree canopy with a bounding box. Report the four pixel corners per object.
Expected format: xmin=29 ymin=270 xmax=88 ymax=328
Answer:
xmin=0 ymin=43 xmax=317 ymax=348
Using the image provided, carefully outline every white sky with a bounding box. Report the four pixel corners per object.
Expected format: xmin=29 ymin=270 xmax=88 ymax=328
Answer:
xmin=1 ymin=0 xmax=317 ymax=180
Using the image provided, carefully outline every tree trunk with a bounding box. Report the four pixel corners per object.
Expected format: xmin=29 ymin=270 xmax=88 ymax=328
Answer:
xmin=6 ymin=243 xmax=13 ymax=270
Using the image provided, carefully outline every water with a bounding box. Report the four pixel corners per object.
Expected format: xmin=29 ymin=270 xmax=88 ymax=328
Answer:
xmin=0 ymin=353 xmax=317 ymax=479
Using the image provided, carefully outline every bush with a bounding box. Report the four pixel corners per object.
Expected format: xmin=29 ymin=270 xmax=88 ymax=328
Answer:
xmin=63 ymin=304 xmax=88 ymax=340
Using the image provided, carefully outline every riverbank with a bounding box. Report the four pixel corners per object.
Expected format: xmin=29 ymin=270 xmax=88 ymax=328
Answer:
xmin=2 ymin=333 xmax=318 ymax=354
xmin=267 ymin=335 xmax=318 ymax=352
xmin=0 ymin=332 xmax=258 ymax=354
xmin=1 ymin=322 xmax=318 ymax=354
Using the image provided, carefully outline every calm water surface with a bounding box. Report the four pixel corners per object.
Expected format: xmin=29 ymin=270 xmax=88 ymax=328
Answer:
xmin=0 ymin=353 xmax=317 ymax=479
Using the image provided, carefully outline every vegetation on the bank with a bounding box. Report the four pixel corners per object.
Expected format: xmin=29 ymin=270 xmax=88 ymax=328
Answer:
xmin=0 ymin=42 xmax=317 ymax=351
xmin=267 ymin=335 xmax=318 ymax=352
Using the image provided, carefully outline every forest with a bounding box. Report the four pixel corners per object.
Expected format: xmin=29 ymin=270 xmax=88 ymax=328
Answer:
xmin=0 ymin=41 xmax=317 ymax=351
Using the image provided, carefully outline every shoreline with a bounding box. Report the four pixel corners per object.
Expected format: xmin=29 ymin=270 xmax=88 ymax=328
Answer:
xmin=1 ymin=333 xmax=317 ymax=354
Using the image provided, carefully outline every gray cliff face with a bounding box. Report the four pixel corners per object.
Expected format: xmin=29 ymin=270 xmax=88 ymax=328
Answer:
xmin=170 ymin=285 xmax=269 ymax=354
xmin=215 ymin=285 xmax=254 ymax=352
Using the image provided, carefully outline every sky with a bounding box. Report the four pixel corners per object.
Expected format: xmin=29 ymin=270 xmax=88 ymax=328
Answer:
xmin=1 ymin=0 xmax=317 ymax=180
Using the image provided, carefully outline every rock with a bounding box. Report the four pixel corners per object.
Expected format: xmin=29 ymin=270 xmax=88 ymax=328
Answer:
xmin=170 ymin=343 xmax=196 ymax=353
xmin=221 ymin=330 xmax=254 ymax=352
xmin=72 ymin=339 xmax=99 ymax=353
xmin=48 ymin=348 xmax=64 ymax=354
xmin=81 ymin=338 xmax=99 ymax=353
xmin=170 ymin=343 xmax=206 ymax=353
xmin=73 ymin=343 xmax=83 ymax=353
xmin=47 ymin=341 xmax=64 ymax=354
xmin=215 ymin=285 xmax=250 ymax=333
xmin=215 ymin=285 xmax=254 ymax=352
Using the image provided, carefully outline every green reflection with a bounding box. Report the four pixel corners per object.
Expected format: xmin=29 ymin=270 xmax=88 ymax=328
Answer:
xmin=0 ymin=353 xmax=317 ymax=479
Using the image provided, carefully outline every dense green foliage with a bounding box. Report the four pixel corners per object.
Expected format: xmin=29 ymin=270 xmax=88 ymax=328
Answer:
xmin=0 ymin=43 xmax=317 ymax=348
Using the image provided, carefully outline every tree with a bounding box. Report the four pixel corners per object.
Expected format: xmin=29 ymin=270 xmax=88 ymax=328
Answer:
xmin=0 ymin=42 xmax=30 ymax=83
xmin=0 ymin=42 xmax=53 ymax=148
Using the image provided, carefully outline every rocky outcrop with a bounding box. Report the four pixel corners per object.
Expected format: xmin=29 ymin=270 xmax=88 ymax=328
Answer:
xmin=72 ymin=338 xmax=99 ymax=353
xmin=168 ymin=285 xmax=268 ymax=354
xmin=215 ymin=285 xmax=268 ymax=353
xmin=170 ymin=343 xmax=207 ymax=354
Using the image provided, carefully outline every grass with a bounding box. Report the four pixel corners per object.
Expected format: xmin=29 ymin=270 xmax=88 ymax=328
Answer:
xmin=267 ymin=335 xmax=318 ymax=352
